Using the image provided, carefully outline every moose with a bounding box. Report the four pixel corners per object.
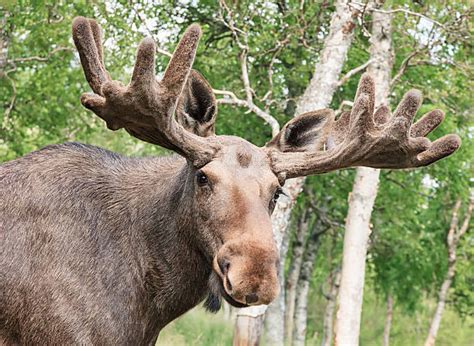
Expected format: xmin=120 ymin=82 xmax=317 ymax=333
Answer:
xmin=0 ymin=17 xmax=461 ymax=344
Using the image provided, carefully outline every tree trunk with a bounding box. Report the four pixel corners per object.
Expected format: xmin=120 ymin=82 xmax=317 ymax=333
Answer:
xmin=258 ymin=1 xmax=358 ymax=344
xmin=383 ymin=295 xmax=393 ymax=346
xmin=321 ymin=269 xmax=341 ymax=346
xmin=264 ymin=184 xmax=303 ymax=345
xmin=424 ymin=198 xmax=473 ymax=346
xmin=0 ymin=11 xmax=9 ymax=70
xmin=234 ymin=178 xmax=302 ymax=346
xmin=284 ymin=211 xmax=311 ymax=343
xmin=424 ymin=267 xmax=455 ymax=346
xmin=335 ymin=3 xmax=393 ymax=345
xmin=292 ymin=220 xmax=326 ymax=346
xmin=233 ymin=307 xmax=267 ymax=346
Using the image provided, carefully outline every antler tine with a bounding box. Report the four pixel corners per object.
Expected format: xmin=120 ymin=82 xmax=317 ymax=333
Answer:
xmin=327 ymin=75 xmax=376 ymax=150
xmin=73 ymin=17 xmax=221 ymax=166
xmin=130 ymin=37 xmax=157 ymax=89
xmin=348 ymin=75 xmax=376 ymax=135
xmin=72 ymin=17 xmax=109 ymax=95
xmin=269 ymin=73 xmax=461 ymax=178
xmin=89 ymin=19 xmax=104 ymax=66
xmin=410 ymin=109 xmax=444 ymax=137
xmin=162 ymin=24 xmax=201 ymax=98
xmin=373 ymin=105 xmax=391 ymax=126
xmin=353 ymin=73 xmax=375 ymax=117
xmin=390 ymin=89 xmax=423 ymax=139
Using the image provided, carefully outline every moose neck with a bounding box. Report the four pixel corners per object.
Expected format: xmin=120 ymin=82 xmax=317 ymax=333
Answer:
xmin=119 ymin=156 xmax=210 ymax=329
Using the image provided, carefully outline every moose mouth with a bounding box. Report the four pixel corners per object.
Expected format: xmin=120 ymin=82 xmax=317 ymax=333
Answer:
xmin=219 ymin=281 xmax=249 ymax=308
xmin=205 ymin=271 xmax=250 ymax=311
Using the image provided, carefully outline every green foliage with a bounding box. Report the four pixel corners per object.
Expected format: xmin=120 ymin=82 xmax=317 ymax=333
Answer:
xmin=1 ymin=0 xmax=472 ymax=343
xmin=366 ymin=0 xmax=473 ymax=314
xmin=158 ymin=292 xmax=474 ymax=346
xmin=358 ymin=288 xmax=474 ymax=346
xmin=1 ymin=1 xmax=181 ymax=160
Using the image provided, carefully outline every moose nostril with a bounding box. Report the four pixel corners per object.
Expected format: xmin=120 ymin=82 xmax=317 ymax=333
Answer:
xmin=245 ymin=293 xmax=259 ymax=305
xmin=218 ymin=258 xmax=230 ymax=275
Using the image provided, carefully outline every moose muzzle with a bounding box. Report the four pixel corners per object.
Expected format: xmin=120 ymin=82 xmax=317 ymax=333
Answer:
xmin=213 ymin=239 xmax=279 ymax=306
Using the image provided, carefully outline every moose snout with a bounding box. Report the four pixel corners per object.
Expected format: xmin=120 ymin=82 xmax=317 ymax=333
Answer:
xmin=214 ymin=241 xmax=280 ymax=306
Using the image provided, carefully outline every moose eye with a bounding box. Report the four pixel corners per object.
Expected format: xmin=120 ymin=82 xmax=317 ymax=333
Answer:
xmin=269 ymin=187 xmax=284 ymax=211
xmin=273 ymin=187 xmax=283 ymax=203
xmin=196 ymin=171 xmax=209 ymax=186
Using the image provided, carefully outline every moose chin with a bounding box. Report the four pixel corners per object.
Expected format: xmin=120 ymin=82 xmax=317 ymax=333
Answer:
xmin=0 ymin=16 xmax=460 ymax=345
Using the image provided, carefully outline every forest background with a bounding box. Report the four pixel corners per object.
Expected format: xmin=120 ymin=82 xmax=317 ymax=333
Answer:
xmin=1 ymin=1 xmax=472 ymax=345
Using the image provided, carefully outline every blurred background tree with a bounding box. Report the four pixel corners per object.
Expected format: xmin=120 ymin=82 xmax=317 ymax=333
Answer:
xmin=1 ymin=0 xmax=472 ymax=345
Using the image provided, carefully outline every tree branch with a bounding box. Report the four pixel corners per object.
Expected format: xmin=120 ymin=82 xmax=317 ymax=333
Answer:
xmin=11 ymin=46 xmax=74 ymax=64
xmin=445 ymin=197 xmax=473 ymax=263
xmin=335 ymin=100 xmax=353 ymax=116
xmin=2 ymin=71 xmax=16 ymax=130
xmin=390 ymin=50 xmax=421 ymax=87
xmin=446 ymin=200 xmax=461 ymax=250
xmin=261 ymin=36 xmax=290 ymax=111
xmin=456 ymin=197 xmax=473 ymax=243
xmin=130 ymin=5 xmax=173 ymax=58
xmin=217 ymin=0 xmax=280 ymax=136
xmin=348 ymin=1 xmax=445 ymax=29
xmin=217 ymin=96 xmax=281 ymax=135
xmin=337 ymin=59 xmax=373 ymax=87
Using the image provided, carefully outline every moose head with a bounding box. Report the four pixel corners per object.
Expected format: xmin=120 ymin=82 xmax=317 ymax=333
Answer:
xmin=72 ymin=17 xmax=460 ymax=309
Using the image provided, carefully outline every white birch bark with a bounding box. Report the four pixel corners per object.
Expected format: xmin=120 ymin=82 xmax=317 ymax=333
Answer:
xmin=382 ymin=295 xmax=394 ymax=346
xmin=284 ymin=211 xmax=311 ymax=343
xmin=233 ymin=306 xmax=267 ymax=346
xmin=335 ymin=3 xmax=393 ymax=345
xmin=0 ymin=12 xmax=9 ymax=70
xmin=293 ymin=220 xmax=325 ymax=346
xmin=261 ymin=1 xmax=359 ymax=344
xmin=321 ymin=269 xmax=341 ymax=346
xmin=424 ymin=198 xmax=473 ymax=346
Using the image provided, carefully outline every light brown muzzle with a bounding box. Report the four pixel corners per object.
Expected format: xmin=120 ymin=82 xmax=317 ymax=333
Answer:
xmin=213 ymin=239 xmax=279 ymax=306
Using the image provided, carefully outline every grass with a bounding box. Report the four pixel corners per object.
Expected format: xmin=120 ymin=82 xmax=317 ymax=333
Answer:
xmin=158 ymin=308 xmax=233 ymax=346
xmin=157 ymin=291 xmax=472 ymax=346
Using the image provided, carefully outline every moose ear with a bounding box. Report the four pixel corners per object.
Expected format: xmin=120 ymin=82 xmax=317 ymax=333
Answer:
xmin=266 ymin=109 xmax=335 ymax=152
xmin=176 ymin=69 xmax=217 ymax=137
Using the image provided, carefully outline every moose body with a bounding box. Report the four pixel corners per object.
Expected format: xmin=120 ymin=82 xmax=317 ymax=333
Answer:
xmin=0 ymin=143 xmax=209 ymax=344
xmin=0 ymin=16 xmax=460 ymax=344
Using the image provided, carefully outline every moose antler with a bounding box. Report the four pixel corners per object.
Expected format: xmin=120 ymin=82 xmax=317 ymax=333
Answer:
xmin=268 ymin=73 xmax=461 ymax=179
xmin=72 ymin=17 xmax=220 ymax=166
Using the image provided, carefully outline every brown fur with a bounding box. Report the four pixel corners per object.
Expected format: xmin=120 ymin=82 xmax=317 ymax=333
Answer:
xmin=0 ymin=137 xmax=284 ymax=344
xmin=236 ymin=151 xmax=252 ymax=168
xmin=0 ymin=17 xmax=460 ymax=344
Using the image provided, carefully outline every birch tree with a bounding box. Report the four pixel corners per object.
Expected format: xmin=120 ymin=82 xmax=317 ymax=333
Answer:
xmin=382 ymin=295 xmax=394 ymax=346
xmin=321 ymin=268 xmax=341 ymax=346
xmin=284 ymin=208 xmax=311 ymax=343
xmin=424 ymin=197 xmax=473 ymax=346
xmin=292 ymin=218 xmax=329 ymax=346
xmin=335 ymin=1 xmax=393 ymax=344
xmin=264 ymin=1 xmax=364 ymax=344
xmin=231 ymin=1 xmax=362 ymax=344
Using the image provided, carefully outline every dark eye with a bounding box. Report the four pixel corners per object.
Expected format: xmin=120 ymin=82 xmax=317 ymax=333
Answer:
xmin=273 ymin=187 xmax=283 ymax=203
xmin=269 ymin=187 xmax=283 ymax=211
xmin=196 ymin=171 xmax=209 ymax=186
